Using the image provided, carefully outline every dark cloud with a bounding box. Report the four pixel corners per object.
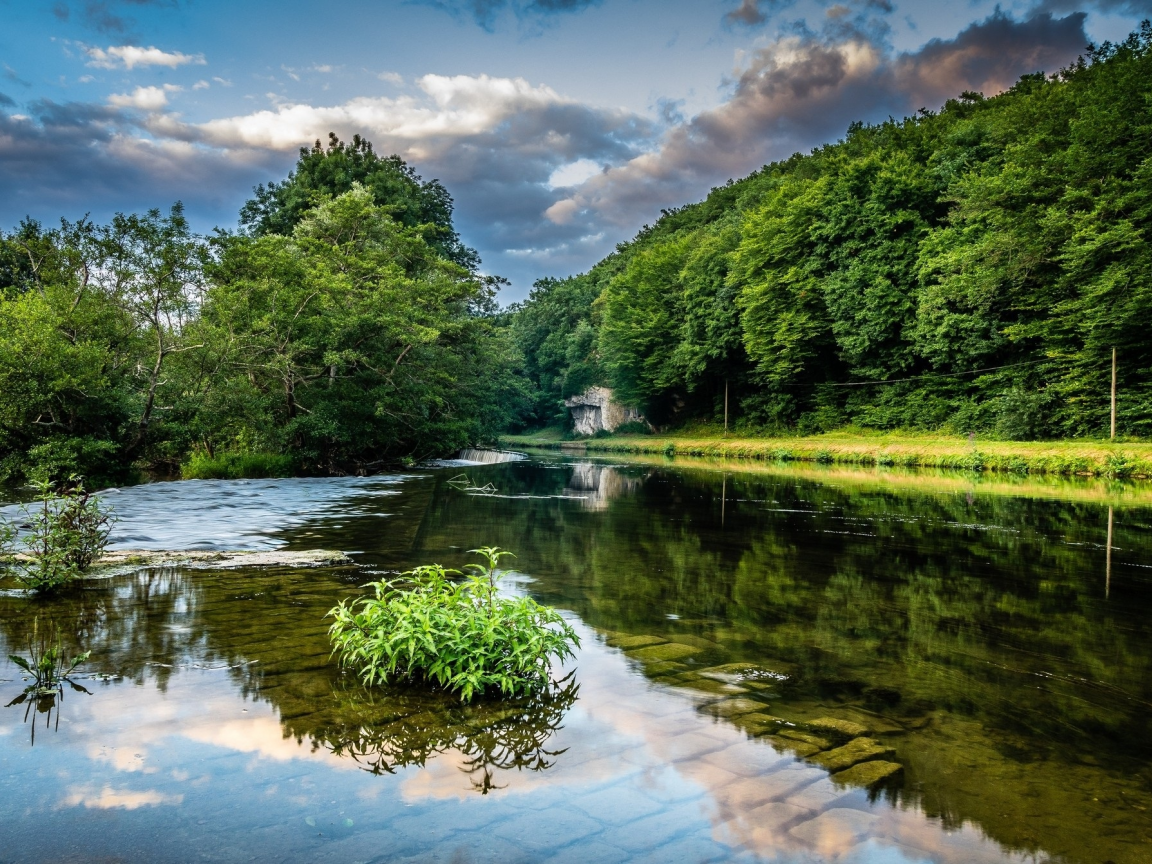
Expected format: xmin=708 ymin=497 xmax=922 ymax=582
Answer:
xmin=0 ymin=74 xmax=656 ymax=294
xmin=0 ymin=100 xmax=283 ymax=232
xmin=547 ymin=11 xmax=1091 ymax=240
xmin=0 ymin=7 xmax=1106 ymax=297
xmin=52 ymin=1 xmax=179 ymax=35
xmin=0 ymin=93 xmax=15 ymax=107
xmin=727 ymin=0 xmax=770 ymax=27
xmin=420 ymin=0 xmax=601 ymax=30
xmin=3 ymin=66 xmax=32 ymax=88
xmin=1032 ymin=0 xmax=1152 ymax=14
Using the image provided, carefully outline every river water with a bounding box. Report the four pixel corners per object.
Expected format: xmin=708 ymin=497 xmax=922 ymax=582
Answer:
xmin=1 ymin=451 xmax=1150 ymax=863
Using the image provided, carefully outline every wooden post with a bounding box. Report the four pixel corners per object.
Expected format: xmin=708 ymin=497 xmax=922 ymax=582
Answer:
xmin=724 ymin=380 xmax=729 ymax=436
xmin=1106 ymin=505 xmax=1114 ymax=600
xmin=1110 ymin=347 xmax=1117 ymax=441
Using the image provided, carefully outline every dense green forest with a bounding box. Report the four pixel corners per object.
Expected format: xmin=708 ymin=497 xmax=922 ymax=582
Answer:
xmin=512 ymin=25 xmax=1152 ymax=440
xmin=0 ymin=134 xmax=529 ymax=483
xmin=3 ymin=28 xmax=1152 ymax=484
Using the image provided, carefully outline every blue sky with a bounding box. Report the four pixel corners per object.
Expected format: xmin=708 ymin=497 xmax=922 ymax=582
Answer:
xmin=1 ymin=0 xmax=1149 ymax=300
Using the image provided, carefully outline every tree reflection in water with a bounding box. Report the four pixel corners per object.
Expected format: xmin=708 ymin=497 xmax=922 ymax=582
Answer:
xmin=310 ymin=672 xmax=579 ymax=790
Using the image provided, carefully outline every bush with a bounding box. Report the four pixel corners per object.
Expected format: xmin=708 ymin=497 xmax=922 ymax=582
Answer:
xmin=2 ymin=479 xmax=114 ymax=591
xmin=327 ymin=547 xmax=579 ymax=702
xmin=181 ymin=452 xmax=296 ymax=480
xmin=613 ymin=421 xmax=650 ymax=436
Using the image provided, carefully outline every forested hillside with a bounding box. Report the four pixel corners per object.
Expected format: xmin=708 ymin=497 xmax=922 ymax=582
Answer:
xmin=512 ymin=25 xmax=1152 ymax=440
xmin=0 ymin=135 xmax=527 ymax=483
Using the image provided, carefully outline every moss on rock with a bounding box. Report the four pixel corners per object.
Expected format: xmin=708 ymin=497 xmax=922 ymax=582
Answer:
xmin=627 ymin=642 xmax=701 ymax=662
xmin=809 ymin=737 xmax=895 ymax=772
xmin=831 ymin=760 xmax=904 ymax=788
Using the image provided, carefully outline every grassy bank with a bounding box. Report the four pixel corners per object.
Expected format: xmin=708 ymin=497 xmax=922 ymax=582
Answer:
xmin=498 ymin=429 xmax=1152 ymax=479
xmin=180 ymin=452 xmax=296 ymax=480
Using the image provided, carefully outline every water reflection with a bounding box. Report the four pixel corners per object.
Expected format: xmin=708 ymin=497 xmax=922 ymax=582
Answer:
xmin=565 ymin=462 xmax=644 ymax=510
xmin=311 ymin=674 xmax=578 ymax=789
xmin=1 ymin=459 xmax=1151 ymax=863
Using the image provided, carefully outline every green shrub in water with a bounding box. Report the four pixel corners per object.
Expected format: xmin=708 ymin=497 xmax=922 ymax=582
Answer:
xmin=1 ymin=479 xmax=113 ymax=591
xmin=181 ymin=452 xmax=296 ymax=480
xmin=327 ymin=547 xmax=579 ymax=702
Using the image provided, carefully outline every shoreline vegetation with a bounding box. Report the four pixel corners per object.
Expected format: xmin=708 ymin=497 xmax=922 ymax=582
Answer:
xmin=499 ymin=429 xmax=1152 ymax=480
xmin=6 ymin=30 xmax=1152 ymax=485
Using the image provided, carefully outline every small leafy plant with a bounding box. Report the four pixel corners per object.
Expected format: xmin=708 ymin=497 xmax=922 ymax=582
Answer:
xmin=7 ymin=618 xmax=91 ymax=744
xmin=1 ymin=477 xmax=114 ymax=591
xmin=328 ymin=547 xmax=579 ymax=702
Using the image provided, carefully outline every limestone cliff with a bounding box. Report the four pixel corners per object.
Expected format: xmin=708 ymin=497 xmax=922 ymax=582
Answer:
xmin=564 ymin=386 xmax=645 ymax=436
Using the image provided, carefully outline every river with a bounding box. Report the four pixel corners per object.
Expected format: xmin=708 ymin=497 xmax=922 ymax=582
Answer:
xmin=1 ymin=450 xmax=1150 ymax=863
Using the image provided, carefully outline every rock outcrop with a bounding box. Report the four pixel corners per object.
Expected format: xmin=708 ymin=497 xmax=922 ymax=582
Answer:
xmin=564 ymin=386 xmax=645 ymax=435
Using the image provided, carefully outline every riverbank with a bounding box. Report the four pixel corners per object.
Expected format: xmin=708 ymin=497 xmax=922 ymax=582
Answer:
xmin=498 ymin=430 xmax=1152 ymax=478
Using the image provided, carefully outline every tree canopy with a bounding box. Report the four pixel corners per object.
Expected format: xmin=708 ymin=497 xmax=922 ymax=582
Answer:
xmin=0 ymin=145 xmax=523 ymax=482
xmin=240 ymin=133 xmax=479 ymax=270
xmin=512 ymin=24 xmax=1152 ymax=439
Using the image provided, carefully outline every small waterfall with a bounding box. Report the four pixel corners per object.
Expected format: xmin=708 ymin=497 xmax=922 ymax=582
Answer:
xmin=454 ymin=448 xmax=526 ymax=464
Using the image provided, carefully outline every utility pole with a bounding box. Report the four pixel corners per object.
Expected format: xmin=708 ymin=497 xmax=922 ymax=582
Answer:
xmin=724 ymin=380 xmax=729 ymax=436
xmin=1110 ymin=347 xmax=1118 ymax=441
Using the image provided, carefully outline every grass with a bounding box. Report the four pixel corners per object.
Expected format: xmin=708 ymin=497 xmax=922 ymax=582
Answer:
xmin=180 ymin=452 xmax=296 ymax=480
xmin=499 ymin=427 xmax=1152 ymax=479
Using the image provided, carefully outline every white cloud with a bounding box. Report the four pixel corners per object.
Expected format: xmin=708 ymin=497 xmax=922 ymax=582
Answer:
xmin=85 ymin=45 xmax=206 ymax=71
xmin=109 ymin=84 xmax=181 ymax=111
xmin=547 ymin=158 xmax=602 ymax=189
xmin=61 ymin=785 xmax=183 ymax=810
xmin=378 ymin=71 xmax=404 ymax=85
xmin=192 ymin=80 xmax=210 ymax=91
xmin=180 ymin=74 xmax=579 ymax=151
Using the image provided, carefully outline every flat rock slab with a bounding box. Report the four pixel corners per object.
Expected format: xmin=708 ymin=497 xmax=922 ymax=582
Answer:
xmin=732 ymin=712 xmax=786 ymax=736
xmin=606 ymin=634 xmax=666 ymax=650
xmin=806 ymin=716 xmax=871 ymax=739
xmin=672 ymin=681 xmax=746 ymax=700
xmin=97 ymin=549 xmax=353 ymax=570
xmin=767 ymin=736 xmax=822 ymax=758
xmin=627 ymin=642 xmax=701 ymax=662
xmin=705 ymin=697 xmax=768 ymax=719
xmin=666 ymin=634 xmax=721 ymax=650
xmin=778 ymin=729 xmax=833 ymax=751
xmin=808 ymin=737 xmax=894 ymax=773
xmin=831 ymin=760 xmax=904 ymax=788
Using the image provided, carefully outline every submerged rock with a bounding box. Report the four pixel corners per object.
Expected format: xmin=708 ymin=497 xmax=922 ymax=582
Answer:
xmin=778 ymin=729 xmax=833 ymax=751
xmin=766 ymin=736 xmax=822 ymax=758
xmin=675 ymin=675 xmax=748 ymax=696
xmin=666 ymin=634 xmax=721 ymax=651
xmin=733 ymin=712 xmax=786 ymax=736
xmin=626 ymin=642 xmax=701 ymax=662
xmin=831 ymin=760 xmax=904 ymax=788
xmin=808 ymin=737 xmax=895 ymax=773
xmin=705 ymin=697 xmax=768 ymax=719
xmin=607 ymin=634 xmax=666 ymax=650
xmin=97 ymin=549 xmax=353 ymax=570
xmin=644 ymin=660 xmax=689 ymax=678
xmin=696 ymin=661 xmax=790 ymax=688
xmin=806 ymin=717 xmax=871 ymax=739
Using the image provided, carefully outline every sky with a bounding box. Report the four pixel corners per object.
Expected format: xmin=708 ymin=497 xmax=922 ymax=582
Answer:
xmin=1 ymin=0 xmax=1150 ymax=302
